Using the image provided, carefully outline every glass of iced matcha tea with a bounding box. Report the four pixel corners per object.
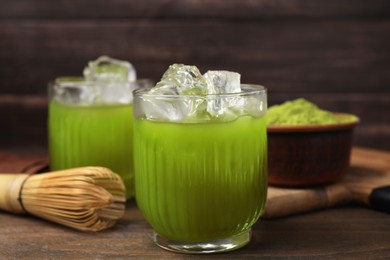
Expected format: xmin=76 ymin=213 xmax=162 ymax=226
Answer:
xmin=133 ymin=64 xmax=267 ymax=254
xmin=49 ymin=56 xmax=152 ymax=198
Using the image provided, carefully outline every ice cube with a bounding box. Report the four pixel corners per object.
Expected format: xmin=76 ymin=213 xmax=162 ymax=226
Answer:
xmin=203 ymin=70 xmax=242 ymax=118
xmin=143 ymin=64 xmax=245 ymax=121
xmin=243 ymin=94 xmax=266 ymax=117
xmin=81 ymin=56 xmax=139 ymax=104
xmin=151 ymin=64 xmax=208 ymax=95
xmin=143 ymin=64 xmax=209 ymax=121
xmin=105 ymin=78 xmax=153 ymax=103
xmin=141 ymin=96 xmax=193 ymax=122
xmin=83 ymin=55 xmax=136 ymax=83
xmin=203 ymin=70 xmax=241 ymax=94
xmin=52 ymin=81 xmax=98 ymax=104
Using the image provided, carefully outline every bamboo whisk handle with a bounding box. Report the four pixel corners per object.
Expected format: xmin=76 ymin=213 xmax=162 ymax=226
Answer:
xmin=0 ymin=174 xmax=29 ymax=213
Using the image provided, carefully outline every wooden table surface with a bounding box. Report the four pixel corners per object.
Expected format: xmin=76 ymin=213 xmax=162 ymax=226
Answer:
xmin=1 ymin=147 xmax=389 ymax=259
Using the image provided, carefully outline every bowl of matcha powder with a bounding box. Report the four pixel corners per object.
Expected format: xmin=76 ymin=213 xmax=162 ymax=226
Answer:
xmin=267 ymin=98 xmax=359 ymax=187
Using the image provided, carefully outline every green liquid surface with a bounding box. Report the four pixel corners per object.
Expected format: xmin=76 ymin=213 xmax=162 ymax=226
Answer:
xmin=49 ymin=100 xmax=134 ymax=198
xmin=134 ymin=115 xmax=268 ymax=242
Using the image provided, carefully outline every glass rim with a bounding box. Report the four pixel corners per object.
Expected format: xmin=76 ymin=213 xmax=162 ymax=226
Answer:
xmin=48 ymin=78 xmax=153 ymax=87
xmin=133 ymin=84 xmax=267 ymax=99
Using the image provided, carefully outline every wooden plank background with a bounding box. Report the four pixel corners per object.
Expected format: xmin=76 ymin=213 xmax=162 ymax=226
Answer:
xmin=0 ymin=0 xmax=389 ymax=151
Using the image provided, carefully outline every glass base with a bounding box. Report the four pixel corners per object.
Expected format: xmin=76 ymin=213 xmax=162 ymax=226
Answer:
xmin=153 ymin=229 xmax=251 ymax=254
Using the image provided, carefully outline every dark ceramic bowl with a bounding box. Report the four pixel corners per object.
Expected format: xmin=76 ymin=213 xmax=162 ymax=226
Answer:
xmin=267 ymin=113 xmax=359 ymax=187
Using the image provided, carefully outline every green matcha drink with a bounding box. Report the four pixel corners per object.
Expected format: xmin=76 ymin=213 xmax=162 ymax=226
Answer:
xmin=133 ymin=64 xmax=268 ymax=254
xmin=48 ymin=56 xmax=149 ymax=198
xmin=49 ymin=100 xmax=135 ymax=197
xmin=134 ymin=115 xmax=267 ymax=242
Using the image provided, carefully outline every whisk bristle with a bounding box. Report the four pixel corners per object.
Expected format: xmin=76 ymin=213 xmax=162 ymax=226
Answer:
xmin=0 ymin=167 xmax=126 ymax=231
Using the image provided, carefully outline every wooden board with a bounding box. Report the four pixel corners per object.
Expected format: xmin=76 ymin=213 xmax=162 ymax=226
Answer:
xmin=263 ymin=147 xmax=390 ymax=218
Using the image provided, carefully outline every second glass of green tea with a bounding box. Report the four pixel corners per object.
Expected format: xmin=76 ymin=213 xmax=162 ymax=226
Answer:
xmin=49 ymin=56 xmax=152 ymax=198
xmin=133 ymin=64 xmax=268 ymax=254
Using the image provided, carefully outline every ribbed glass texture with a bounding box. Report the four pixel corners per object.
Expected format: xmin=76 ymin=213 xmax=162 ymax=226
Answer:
xmin=134 ymin=115 xmax=267 ymax=242
xmin=48 ymin=101 xmax=134 ymax=197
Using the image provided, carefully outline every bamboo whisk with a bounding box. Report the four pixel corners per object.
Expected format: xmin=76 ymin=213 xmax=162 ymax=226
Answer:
xmin=0 ymin=167 xmax=126 ymax=231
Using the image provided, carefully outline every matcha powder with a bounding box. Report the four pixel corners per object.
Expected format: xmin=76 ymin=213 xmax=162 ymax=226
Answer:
xmin=266 ymin=98 xmax=358 ymax=126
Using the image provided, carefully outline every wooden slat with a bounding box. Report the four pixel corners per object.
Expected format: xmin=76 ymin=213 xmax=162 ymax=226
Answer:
xmin=0 ymin=95 xmax=47 ymax=150
xmin=0 ymin=94 xmax=389 ymax=151
xmin=0 ymin=0 xmax=389 ymax=19
xmin=0 ymin=19 xmax=389 ymax=94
